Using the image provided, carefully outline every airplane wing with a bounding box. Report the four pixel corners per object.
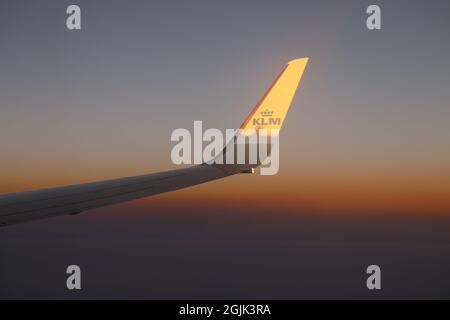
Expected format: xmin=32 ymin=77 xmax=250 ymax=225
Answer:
xmin=0 ymin=58 xmax=308 ymax=226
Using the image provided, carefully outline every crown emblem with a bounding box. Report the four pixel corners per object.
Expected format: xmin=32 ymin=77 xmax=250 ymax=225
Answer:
xmin=260 ymin=109 xmax=274 ymax=117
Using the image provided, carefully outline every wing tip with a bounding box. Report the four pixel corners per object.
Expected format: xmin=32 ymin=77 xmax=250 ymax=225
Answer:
xmin=288 ymin=57 xmax=309 ymax=66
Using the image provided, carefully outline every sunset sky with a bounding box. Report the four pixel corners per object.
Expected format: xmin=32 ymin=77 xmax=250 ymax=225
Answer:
xmin=1 ymin=0 xmax=450 ymax=299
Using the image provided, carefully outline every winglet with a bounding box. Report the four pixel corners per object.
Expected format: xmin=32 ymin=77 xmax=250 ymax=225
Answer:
xmin=240 ymin=57 xmax=309 ymax=134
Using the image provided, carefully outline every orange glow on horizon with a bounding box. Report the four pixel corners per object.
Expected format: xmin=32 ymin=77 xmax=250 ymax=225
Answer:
xmin=5 ymin=166 xmax=445 ymax=215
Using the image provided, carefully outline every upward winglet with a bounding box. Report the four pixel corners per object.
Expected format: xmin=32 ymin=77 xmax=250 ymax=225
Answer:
xmin=240 ymin=58 xmax=309 ymax=134
xmin=0 ymin=58 xmax=309 ymax=227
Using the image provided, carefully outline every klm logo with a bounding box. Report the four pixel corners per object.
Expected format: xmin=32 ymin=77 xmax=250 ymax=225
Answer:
xmin=252 ymin=109 xmax=281 ymax=126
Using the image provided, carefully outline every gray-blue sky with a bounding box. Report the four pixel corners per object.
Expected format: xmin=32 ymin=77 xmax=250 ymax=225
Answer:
xmin=1 ymin=0 xmax=449 ymax=173
xmin=1 ymin=0 xmax=450 ymax=298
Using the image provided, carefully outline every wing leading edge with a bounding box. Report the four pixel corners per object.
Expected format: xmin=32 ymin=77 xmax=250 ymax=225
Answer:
xmin=0 ymin=165 xmax=234 ymax=226
xmin=0 ymin=58 xmax=308 ymax=226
